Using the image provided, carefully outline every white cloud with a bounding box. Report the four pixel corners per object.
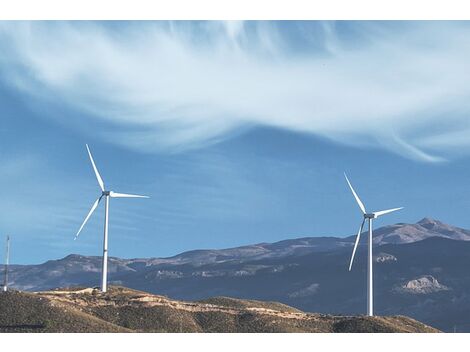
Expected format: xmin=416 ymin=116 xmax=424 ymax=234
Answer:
xmin=0 ymin=21 xmax=470 ymax=161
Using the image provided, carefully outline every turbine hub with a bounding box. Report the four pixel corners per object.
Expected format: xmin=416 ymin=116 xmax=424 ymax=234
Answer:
xmin=365 ymin=213 xmax=377 ymax=219
xmin=102 ymin=191 xmax=111 ymax=196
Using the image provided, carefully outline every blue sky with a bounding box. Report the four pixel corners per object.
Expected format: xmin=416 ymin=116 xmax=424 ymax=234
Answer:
xmin=1 ymin=21 xmax=470 ymax=264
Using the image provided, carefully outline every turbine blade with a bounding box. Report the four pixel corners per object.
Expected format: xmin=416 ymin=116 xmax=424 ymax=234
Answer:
xmin=344 ymin=173 xmax=366 ymax=214
xmin=349 ymin=218 xmax=366 ymax=271
xmin=373 ymin=207 xmax=404 ymax=217
xmin=74 ymin=197 xmax=101 ymax=240
xmin=86 ymin=144 xmax=105 ymax=192
xmin=110 ymin=192 xmax=149 ymax=198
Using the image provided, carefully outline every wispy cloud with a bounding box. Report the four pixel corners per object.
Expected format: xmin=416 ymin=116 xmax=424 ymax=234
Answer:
xmin=0 ymin=21 xmax=469 ymax=162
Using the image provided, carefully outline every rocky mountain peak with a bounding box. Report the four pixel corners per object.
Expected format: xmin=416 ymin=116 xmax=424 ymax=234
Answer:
xmin=417 ymin=217 xmax=446 ymax=229
xmin=63 ymin=254 xmax=86 ymax=260
xmin=372 ymin=217 xmax=470 ymax=245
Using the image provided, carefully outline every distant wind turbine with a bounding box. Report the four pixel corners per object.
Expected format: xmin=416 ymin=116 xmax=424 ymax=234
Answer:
xmin=75 ymin=144 xmax=149 ymax=293
xmin=3 ymin=235 xmax=10 ymax=292
xmin=344 ymin=173 xmax=403 ymax=316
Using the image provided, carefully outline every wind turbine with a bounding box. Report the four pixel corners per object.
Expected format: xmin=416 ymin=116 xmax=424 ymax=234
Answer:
xmin=344 ymin=173 xmax=403 ymax=316
xmin=75 ymin=144 xmax=149 ymax=293
xmin=3 ymin=235 xmax=10 ymax=292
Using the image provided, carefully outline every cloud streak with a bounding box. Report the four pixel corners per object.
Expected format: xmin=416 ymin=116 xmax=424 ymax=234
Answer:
xmin=0 ymin=21 xmax=470 ymax=161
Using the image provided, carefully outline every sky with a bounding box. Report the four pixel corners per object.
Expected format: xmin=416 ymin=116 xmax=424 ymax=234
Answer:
xmin=1 ymin=21 xmax=470 ymax=264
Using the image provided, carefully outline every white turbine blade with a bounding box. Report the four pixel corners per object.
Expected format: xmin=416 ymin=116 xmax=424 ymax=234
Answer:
xmin=344 ymin=173 xmax=366 ymax=214
xmin=110 ymin=192 xmax=149 ymax=198
xmin=74 ymin=197 xmax=101 ymax=240
xmin=349 ymin=218 xmax=366 ymax=271
xmin=86 ymin=144 xmax=105 ymax=192
xmin=373 ymin=207 xmax=404 ymax=217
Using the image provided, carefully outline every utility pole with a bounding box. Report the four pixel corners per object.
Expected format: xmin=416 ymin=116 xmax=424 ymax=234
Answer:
xmin=3 ymin=236 xmax=10 ymax=292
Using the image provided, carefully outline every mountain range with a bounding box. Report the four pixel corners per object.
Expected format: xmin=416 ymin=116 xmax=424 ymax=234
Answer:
xmin=5 ymin=217 xmax=470 ymax=332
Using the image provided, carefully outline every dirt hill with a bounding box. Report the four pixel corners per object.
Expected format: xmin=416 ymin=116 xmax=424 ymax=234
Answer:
xmin=0 ymin=286 xmax=439 ymax=333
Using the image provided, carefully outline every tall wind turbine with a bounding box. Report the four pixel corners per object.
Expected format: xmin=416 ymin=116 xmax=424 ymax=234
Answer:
xmin=3 ymin=235 xmax=10 ymax=292
xmin=344 ymin=173 xmax=403 ymax=316
xmin=75 ymin=144 xmax=149 ymax=293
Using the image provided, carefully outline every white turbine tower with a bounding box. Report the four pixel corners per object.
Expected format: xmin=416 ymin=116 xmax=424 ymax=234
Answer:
xmin=345 ymin=173 xmax=403 ymax=317
xmin=3 ymin=235 xmax=10 ymax=292
xmin=75 ymin=144 xmax=149 ymax=293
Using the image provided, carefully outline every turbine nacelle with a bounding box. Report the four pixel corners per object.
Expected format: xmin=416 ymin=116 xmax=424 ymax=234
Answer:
xmin=364 ymin=209 xmax=403 ymax=219
xmin=364 ymin=213 xmax=377 ymax=219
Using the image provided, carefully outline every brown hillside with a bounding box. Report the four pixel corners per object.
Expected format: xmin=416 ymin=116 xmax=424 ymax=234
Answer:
xmin=0 ymin=286 xmax=439 ymax=333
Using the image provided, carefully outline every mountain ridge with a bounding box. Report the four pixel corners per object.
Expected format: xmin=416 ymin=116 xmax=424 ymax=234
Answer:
xmin=0 ymin=286 xmax=440 ymax=333
xmin=7 ymin=217 xmax=470 ymax=292
xmin=53 ymin=217 xmax=470 ymax=265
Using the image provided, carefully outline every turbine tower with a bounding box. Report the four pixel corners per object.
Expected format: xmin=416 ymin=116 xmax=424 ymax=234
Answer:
xmin=75 ymin=144 xmax=149 ymax=293
xmin=344 ymin=173 xmax=403 ymax=316
xmin=3 ymin=235 xmax=10 ymax=292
